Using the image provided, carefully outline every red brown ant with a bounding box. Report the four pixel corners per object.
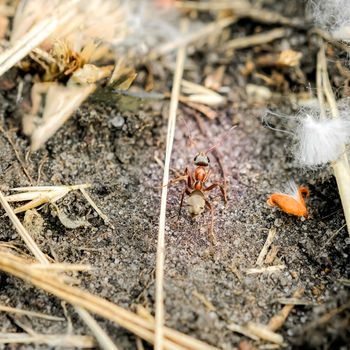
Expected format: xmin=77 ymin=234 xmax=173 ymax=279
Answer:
xmin=171 ymin=124 xmax=238 ymax=243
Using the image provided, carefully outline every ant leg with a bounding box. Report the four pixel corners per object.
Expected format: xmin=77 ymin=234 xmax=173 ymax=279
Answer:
xmin=167 ymin=175 xmax=187 ymax=187
xmin=205 ymin=199 xmax=217 ymax=246
xmin=203 ymin=183 xmax=227 ymax=203
xmin=184 ymin=167 xmax=193 ymax=188
xmin=203 ymin=168 xmax=212 ymax=182
xmin=178 ymin=188 xmax=191 ymax=218
xmin=168 ymin=167 xmax=193 ymax=188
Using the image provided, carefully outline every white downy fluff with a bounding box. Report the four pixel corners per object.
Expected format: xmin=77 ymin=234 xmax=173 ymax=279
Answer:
xmin=309 ymin=0 xmax=350 ymax=41
xmin=278 ymin=180 xmax=299 ymax=200
xmin=295 ymin=113 xmax=350 ymax=167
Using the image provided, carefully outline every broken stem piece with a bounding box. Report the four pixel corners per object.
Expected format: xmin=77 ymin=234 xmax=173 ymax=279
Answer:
xmin=268 ymin=287 xmax=304 ymax=331
xmin=256 ymin=228 xmax=277 ymax=266
xmin=318 ymin=43 xmax=350 ymax=237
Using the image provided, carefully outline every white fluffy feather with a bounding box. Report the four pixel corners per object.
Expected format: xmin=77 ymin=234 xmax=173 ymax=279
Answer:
xmin=279 ymin=180 xmax=300 ymax=199
xmin=295 ymin=113 xmax=350 ymax=166
xmin=310 ymin=0 xmax=350 ymax=41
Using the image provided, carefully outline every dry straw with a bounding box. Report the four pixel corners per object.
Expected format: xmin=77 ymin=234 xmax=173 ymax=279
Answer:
xmin=154 ymin=23 xmax=188 ymax=350
xmin=317 ymin=43 xmax=350 ymax=236
xmin=0 ymin=252 xmax=218 ymax=350
xmin=0 ymin=190 xmax=118 ymax=350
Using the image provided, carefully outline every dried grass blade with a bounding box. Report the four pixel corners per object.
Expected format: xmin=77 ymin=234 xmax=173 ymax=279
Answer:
xmin=0 ymin=191 xmax=118 ymax=350
xmin=0 ymin=190 xmax=47 ymax=264
xmin=0 ymin=304 xmax=64 ymax=321
xmin=30 ymin=263 xmax=92 ymax=272
xmin=74 ymin=306 xmax=119 ymax=350
xmin=5 ymin=192 xmax=43 ymax=202
xmin=0 ymin=252 xmax=216 ymax=350
xmin=154 ymin=23 xmax=187 ymax=350
xmin=79 ymin=187 xmax=109 ymax=224
xmin=225 ymin=28 xmax=287 ymax=50
xmin=11 ymin=184 xmax=90 ymax=192
xmin=13 ymin=196 xmax=48 ymax=214
xmin=0 ymin=332 xmax=95 ymax=347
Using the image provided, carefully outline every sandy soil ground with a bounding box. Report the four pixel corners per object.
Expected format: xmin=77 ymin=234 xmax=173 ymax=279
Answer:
xmin=0 ymin=0 xmax=349 ymax=349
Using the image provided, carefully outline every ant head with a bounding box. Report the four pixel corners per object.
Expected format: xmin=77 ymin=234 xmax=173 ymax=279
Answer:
xmin=194 ymin=152 xmax=210 ymax=166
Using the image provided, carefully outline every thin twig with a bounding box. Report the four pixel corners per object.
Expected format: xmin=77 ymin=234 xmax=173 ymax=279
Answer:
xmin=316 ymin=46 xmax=326 ymax=119
xmin=256 ymin=228 xmax=277 ymax=266
xmin=322 ymin=223 xmax=347 ymax=247
xmin=227 ymin=322 xmax=283 ymax=344
xmin=227 ymin=323 xmax=259 ymax=341
xmin=273 ymin=298 xmax=314 ymax=306
xmin=245 ymin=265 xmax=285 ymax=274
xmin=136 ymin=337 xmax=146 ymax=350
xmin=225 ymin=28 xmax=288 ymax=50
xmin=246 ymin=322 xmax=284 ymax=345
xmin=155 ymin=22 xmax=188 ymax=350
xmin=268 ymin=287 xmax=304 ymax=331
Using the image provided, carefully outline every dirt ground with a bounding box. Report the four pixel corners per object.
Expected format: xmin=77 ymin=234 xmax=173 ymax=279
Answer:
xmin=0 ymin=1 xmax=350 ymax=349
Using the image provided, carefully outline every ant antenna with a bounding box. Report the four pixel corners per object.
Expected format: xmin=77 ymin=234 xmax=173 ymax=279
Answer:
xmin=205 ymin=123 xmax=239 ymax=155
xmin=179 ymin=115 xmax=196 ymax=149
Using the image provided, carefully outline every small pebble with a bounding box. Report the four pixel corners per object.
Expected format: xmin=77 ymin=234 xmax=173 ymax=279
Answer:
xmin=110 ymin=115 xmax=125 ymax=128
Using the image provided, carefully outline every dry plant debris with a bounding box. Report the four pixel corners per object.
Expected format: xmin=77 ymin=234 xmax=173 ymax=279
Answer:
xmin=0 ymin=0 xmax=135 ymax=150
xmin=0 ymin=304 xmax=64 ymax=321
xmin=316 ymin=43 xmax=350 ymax=237
xmin=0 ymin=332 xmax=96 ymax=348
xmin=267 ymin=287 xmax=305 ymax=332
xmin=0 ymin=251 xmax=219 ymax=350
xmin=0 ymin=189 xmax=117 ymax=349
xmin=255 ymin=228 xmax=277 ymax=266
xmin=4 ymin=184 xmax=105 ymax=221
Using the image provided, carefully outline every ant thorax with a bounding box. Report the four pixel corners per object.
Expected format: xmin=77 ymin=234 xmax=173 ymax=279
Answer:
xmin=193 ymin=152 xmax=210 ymax=167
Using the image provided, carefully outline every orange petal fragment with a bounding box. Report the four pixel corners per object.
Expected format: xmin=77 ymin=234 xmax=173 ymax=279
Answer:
xmin=267 ymin=187 xmax=309 ymax=218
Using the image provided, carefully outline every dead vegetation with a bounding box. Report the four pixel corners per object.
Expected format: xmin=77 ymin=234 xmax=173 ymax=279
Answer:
xmin=0 ymin=0 xmax=349 ymax=349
